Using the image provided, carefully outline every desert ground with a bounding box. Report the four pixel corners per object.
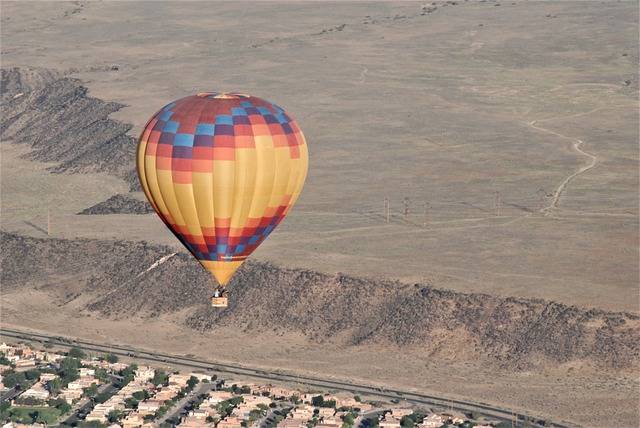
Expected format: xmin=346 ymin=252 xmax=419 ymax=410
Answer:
xmin=2 ymin=0 xmax=638 ymax=311
xmin=1 ymin=1 xmax=639 ymax=427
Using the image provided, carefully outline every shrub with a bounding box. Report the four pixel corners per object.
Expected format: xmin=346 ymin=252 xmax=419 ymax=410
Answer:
xmin=68 ymin=347 xmax=86 ymax=359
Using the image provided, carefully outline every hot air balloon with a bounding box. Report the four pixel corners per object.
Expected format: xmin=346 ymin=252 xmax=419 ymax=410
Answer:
xmin=136 ymin=92 xmax=308 ymax=307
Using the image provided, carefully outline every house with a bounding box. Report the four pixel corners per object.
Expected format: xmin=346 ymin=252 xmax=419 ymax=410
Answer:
xmin=197 ymin=402 xmax=219 ymax=418
xmin=39 ymin=373 xmax=58 ymax=382
xmin=241 ymin=394 xmax=271 ymax=406
xmin=419 ymin=414 xmax=444 ymax=428
xmin=67 ymin=376 xmax=98 ymax=390
xmin=44 ymin=352 xmax=63 ymax=362
xmin=179 ymin=413 xmax=215 ymax=428
xmin=290 ymin=405 xmax=313 ymax=421
xmin=155 ymin=385 xmax=180 ymax=401
xmin=20 ymin=383 xmax=50 ymax=400
xmin=86 ymin=401 xmax=125 ymax=422
xmin=79 ymin=368 xmax=96 ymax=377
xmin=169 ymin=373 xmax=190 ymax=387
xmin=379 ymin=415 xmax=401 ymax=428
xmin=122 ymin=412 xmax=145 ymax=428
xmin=135 ymin=366 xmax=155 ymax=381
xmin=232 ymin=404 xmax=256 ymax=420
xmin=316 ymin=423 xmax=341 ymax=428
xmin=268 ymin=386 xmax=299 ymax=399
xmin=206 ymin=390 xmax=234 ymax=404
xmin=278 ymin=418 xmax=306 ymax=428
xmin=390 ymin=409 xmax=413 ymax=418
xmin=137 ymin=399 xmax=162 ymax=415
xmin=14 ymin=359 xmax=36 ymax=370
xmin=317 ymin=408 xmax=335 ymax=418
xmin=217 ymin=416 xmax=243 ymax=428
xmin=59 ymin=388 xmax=83 ymax=403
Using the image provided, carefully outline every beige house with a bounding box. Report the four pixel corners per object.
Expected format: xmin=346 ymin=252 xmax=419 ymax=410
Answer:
xmin=79 ymin=368 xmax=96 ymax=377
xmin=20 ymin=383 xmax=50 ymax=401
xmin=39 ymin=373 xmax=58 ymax=382
xmin=241 ymin=394 xmax=271 ymax=406
xmin=217 ymin=416 xmax=243 ymax=428
xmin=390 ymin=408 xmax=413 ymax=418
xmin=14 ymin=359 xmax=36 ymax=370
xmin=379 ymin=415 xmax=401 ymax=428
xmin=278 ymin=418 xmax=306 ymax=428
xmin=317 ymin=408 xmax=335 ymax=418
xmin=122 ymin=412 xmax=145 ymax=428
xmin=169 ymin=373 xmax=191 ymax=387
xmin=418 ymin=414 xmax=444 ymax=428
xmin=59 ymin=388 xmax=83 ymax=403
xmin=135 ymin=367 xmax=155 ymax=381
xmin=137 ymin=399 xmax=162 ymax=415
xmin=206 ymin=390 xmax=234 ymax=404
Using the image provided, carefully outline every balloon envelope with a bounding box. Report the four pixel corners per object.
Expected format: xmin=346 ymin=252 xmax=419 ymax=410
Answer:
xmin=137 ymin=92 xmax=308 ymax=287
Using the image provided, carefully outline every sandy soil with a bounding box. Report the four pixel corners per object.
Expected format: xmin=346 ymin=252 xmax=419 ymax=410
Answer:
xmin=1 ymin=1 xmax=638 ymax=311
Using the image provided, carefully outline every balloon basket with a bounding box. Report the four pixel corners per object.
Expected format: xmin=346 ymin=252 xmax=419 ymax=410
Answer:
xmin=211 ymin=297 xmax=228 ymax=308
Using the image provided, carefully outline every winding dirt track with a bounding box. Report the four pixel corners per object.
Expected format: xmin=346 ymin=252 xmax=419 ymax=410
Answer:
xmin=526 ymin=109 xmax=602 ymax=216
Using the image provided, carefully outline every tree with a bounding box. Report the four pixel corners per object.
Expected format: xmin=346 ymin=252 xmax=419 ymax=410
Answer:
xmin=85 ymin=383 xmax=99 ymax=397
xmin=151 ymin=370 xmax=168 ymax=386
xmin=322 ymin=399 xmax=337 ymax=409
xmin=362 ymin=416 xmax=379 ymax=428
xmin=59 ymin=357 xmax=80 ymax=384
xmin=95 ymin=391 xmax=112 ymax=403
xmin=343 ymin=414 xmax=355 ymax=425
xmin=187 ymin=376 xmax=199 ymax=390
xmin=24 ymin=369 xmax=41 ymax=381
xmin=125 ymin=397 xmax=139 ymax=409
xmin=2 ymin=371 xmax=26 ymax=388
xmin=312 ymin=395 xmax=324 ymax=407
xmin=68 ymin=347 xmax=86 ymax=359
xmin=95 ymin=368 xmax=110 ymax=383
xmin=104 ymin=353 xmax=118 ymax=363
xmin=120 ymin=364 xmax=138 ymax=386
xmin=0 ymin=353 xmax=12 ymax=366
xmin=108 ymin=410 xmax=124 ymax=423
xmin=48 ymin=378 xmax=62 ymax=394
xmin=133 ymin=390 xmax=149 ymax=401
xmin=49 ymin=397 xmax=71 ymax=412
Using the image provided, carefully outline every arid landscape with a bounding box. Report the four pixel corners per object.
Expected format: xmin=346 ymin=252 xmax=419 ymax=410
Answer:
xmin=1 ymin=1 xmax=638 ymax=427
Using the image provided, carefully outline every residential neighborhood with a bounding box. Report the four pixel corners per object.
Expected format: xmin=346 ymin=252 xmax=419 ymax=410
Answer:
xmin=1 ymin=342 xmax=500 ymax=428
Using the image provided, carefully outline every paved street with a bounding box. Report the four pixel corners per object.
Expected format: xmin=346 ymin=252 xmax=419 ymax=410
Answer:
xmin=155 ymin=382 xmax=214 ymax=426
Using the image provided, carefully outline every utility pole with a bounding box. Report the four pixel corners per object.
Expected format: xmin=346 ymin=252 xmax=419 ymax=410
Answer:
xmin=494 ymin=191 xmax=502 ymax=217
xmin=403 ymin=197 xmax=410 ymax=219
xmin=47 ymin=207 xmax=51 ymax=236
xmin=537 ymin=188 xmax=546 ymax=211
xmin=384 ymin=197 xmax=390 ymax=223
xmin=423 ymin=202 xmax=428 ymax=227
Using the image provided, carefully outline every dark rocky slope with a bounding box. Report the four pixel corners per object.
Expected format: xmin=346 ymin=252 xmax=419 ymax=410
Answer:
xmin=0 ymin=67 xmax=140 ymax=191
xmin=2 ymin=231 xmax=638 ymax=370
xmin=78 ymin=194 xmax=153 ymax=215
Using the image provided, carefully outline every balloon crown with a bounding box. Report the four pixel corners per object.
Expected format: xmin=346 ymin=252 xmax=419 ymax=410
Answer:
xmin=196 ymin=92 xmax=250 ymax=99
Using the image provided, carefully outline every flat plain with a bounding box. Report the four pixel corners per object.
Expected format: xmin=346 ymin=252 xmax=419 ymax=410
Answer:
xmin=1 ymin=1 xmax=639 ymax=427
xmin=2 ymin=0 xmax=638 ymax=311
